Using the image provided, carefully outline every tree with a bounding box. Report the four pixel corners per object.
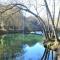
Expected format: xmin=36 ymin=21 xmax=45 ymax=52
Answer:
xmin=0 ymin=5 xmax=24 ymax=31
xmin=0 ymin=0 xmax=60 ymax=60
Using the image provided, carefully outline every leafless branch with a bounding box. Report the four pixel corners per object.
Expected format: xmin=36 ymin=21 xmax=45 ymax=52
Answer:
xmin=56 ymin=10 xmax=60 ymax=29
xmin=0 ymin=3 xmax=47 ymax=29
xmin=53 ymin=0 xmax=55 ymax=22
xmin=44 ymin=0 xmax=58 ymax=40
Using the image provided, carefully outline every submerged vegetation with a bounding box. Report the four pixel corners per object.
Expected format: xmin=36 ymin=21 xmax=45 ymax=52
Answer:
xmin=4 ymin=33 xmax=43 ymax=45
xmin=0 ymin=33 xmax=43 ymax=59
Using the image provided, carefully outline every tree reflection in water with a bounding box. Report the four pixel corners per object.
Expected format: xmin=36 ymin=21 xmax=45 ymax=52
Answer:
xmin=0 ymin=34 xmax=56 ymax=60
xmin=0 ymin=34 xmax=24 ymax=60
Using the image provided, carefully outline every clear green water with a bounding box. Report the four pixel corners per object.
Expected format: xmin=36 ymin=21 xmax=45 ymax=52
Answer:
xmin=0 ymin=33 xmax=43 ymax=60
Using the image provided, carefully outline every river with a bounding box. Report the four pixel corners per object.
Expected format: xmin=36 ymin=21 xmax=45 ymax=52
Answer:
xmin=15 ymin=43 xmax=56 ymax=60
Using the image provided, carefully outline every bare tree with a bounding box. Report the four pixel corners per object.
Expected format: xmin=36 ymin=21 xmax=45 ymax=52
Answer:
xmin=0 ymin=0 xmax=60 ymax=59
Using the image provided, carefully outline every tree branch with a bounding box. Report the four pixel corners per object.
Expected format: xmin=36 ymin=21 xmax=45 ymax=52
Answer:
xmin=44 ymin=0 xmax=58 ymax=40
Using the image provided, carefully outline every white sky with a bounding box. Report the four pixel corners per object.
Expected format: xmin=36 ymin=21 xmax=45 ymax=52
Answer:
xmin=0 ymin=0 xmax=60 ymax=19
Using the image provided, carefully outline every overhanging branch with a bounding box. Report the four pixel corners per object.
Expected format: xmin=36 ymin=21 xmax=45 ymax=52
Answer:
xmin=0 ymin=3 xmax=50 ymax=39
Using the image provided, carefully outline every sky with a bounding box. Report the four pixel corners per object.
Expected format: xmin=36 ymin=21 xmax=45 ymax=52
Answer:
xmin=0 ymin=0 xmax=60 ymax=19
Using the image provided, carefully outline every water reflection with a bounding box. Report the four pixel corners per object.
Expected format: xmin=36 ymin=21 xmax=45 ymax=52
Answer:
xmin=16 ymin=43 xmax=55 ymax=60
xmin=0 ymin=34 xmax=55 ymax=60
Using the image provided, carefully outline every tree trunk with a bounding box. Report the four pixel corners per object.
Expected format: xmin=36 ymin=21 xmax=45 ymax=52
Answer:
xmin=56 ymin=48 xmax=60 ymax=60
